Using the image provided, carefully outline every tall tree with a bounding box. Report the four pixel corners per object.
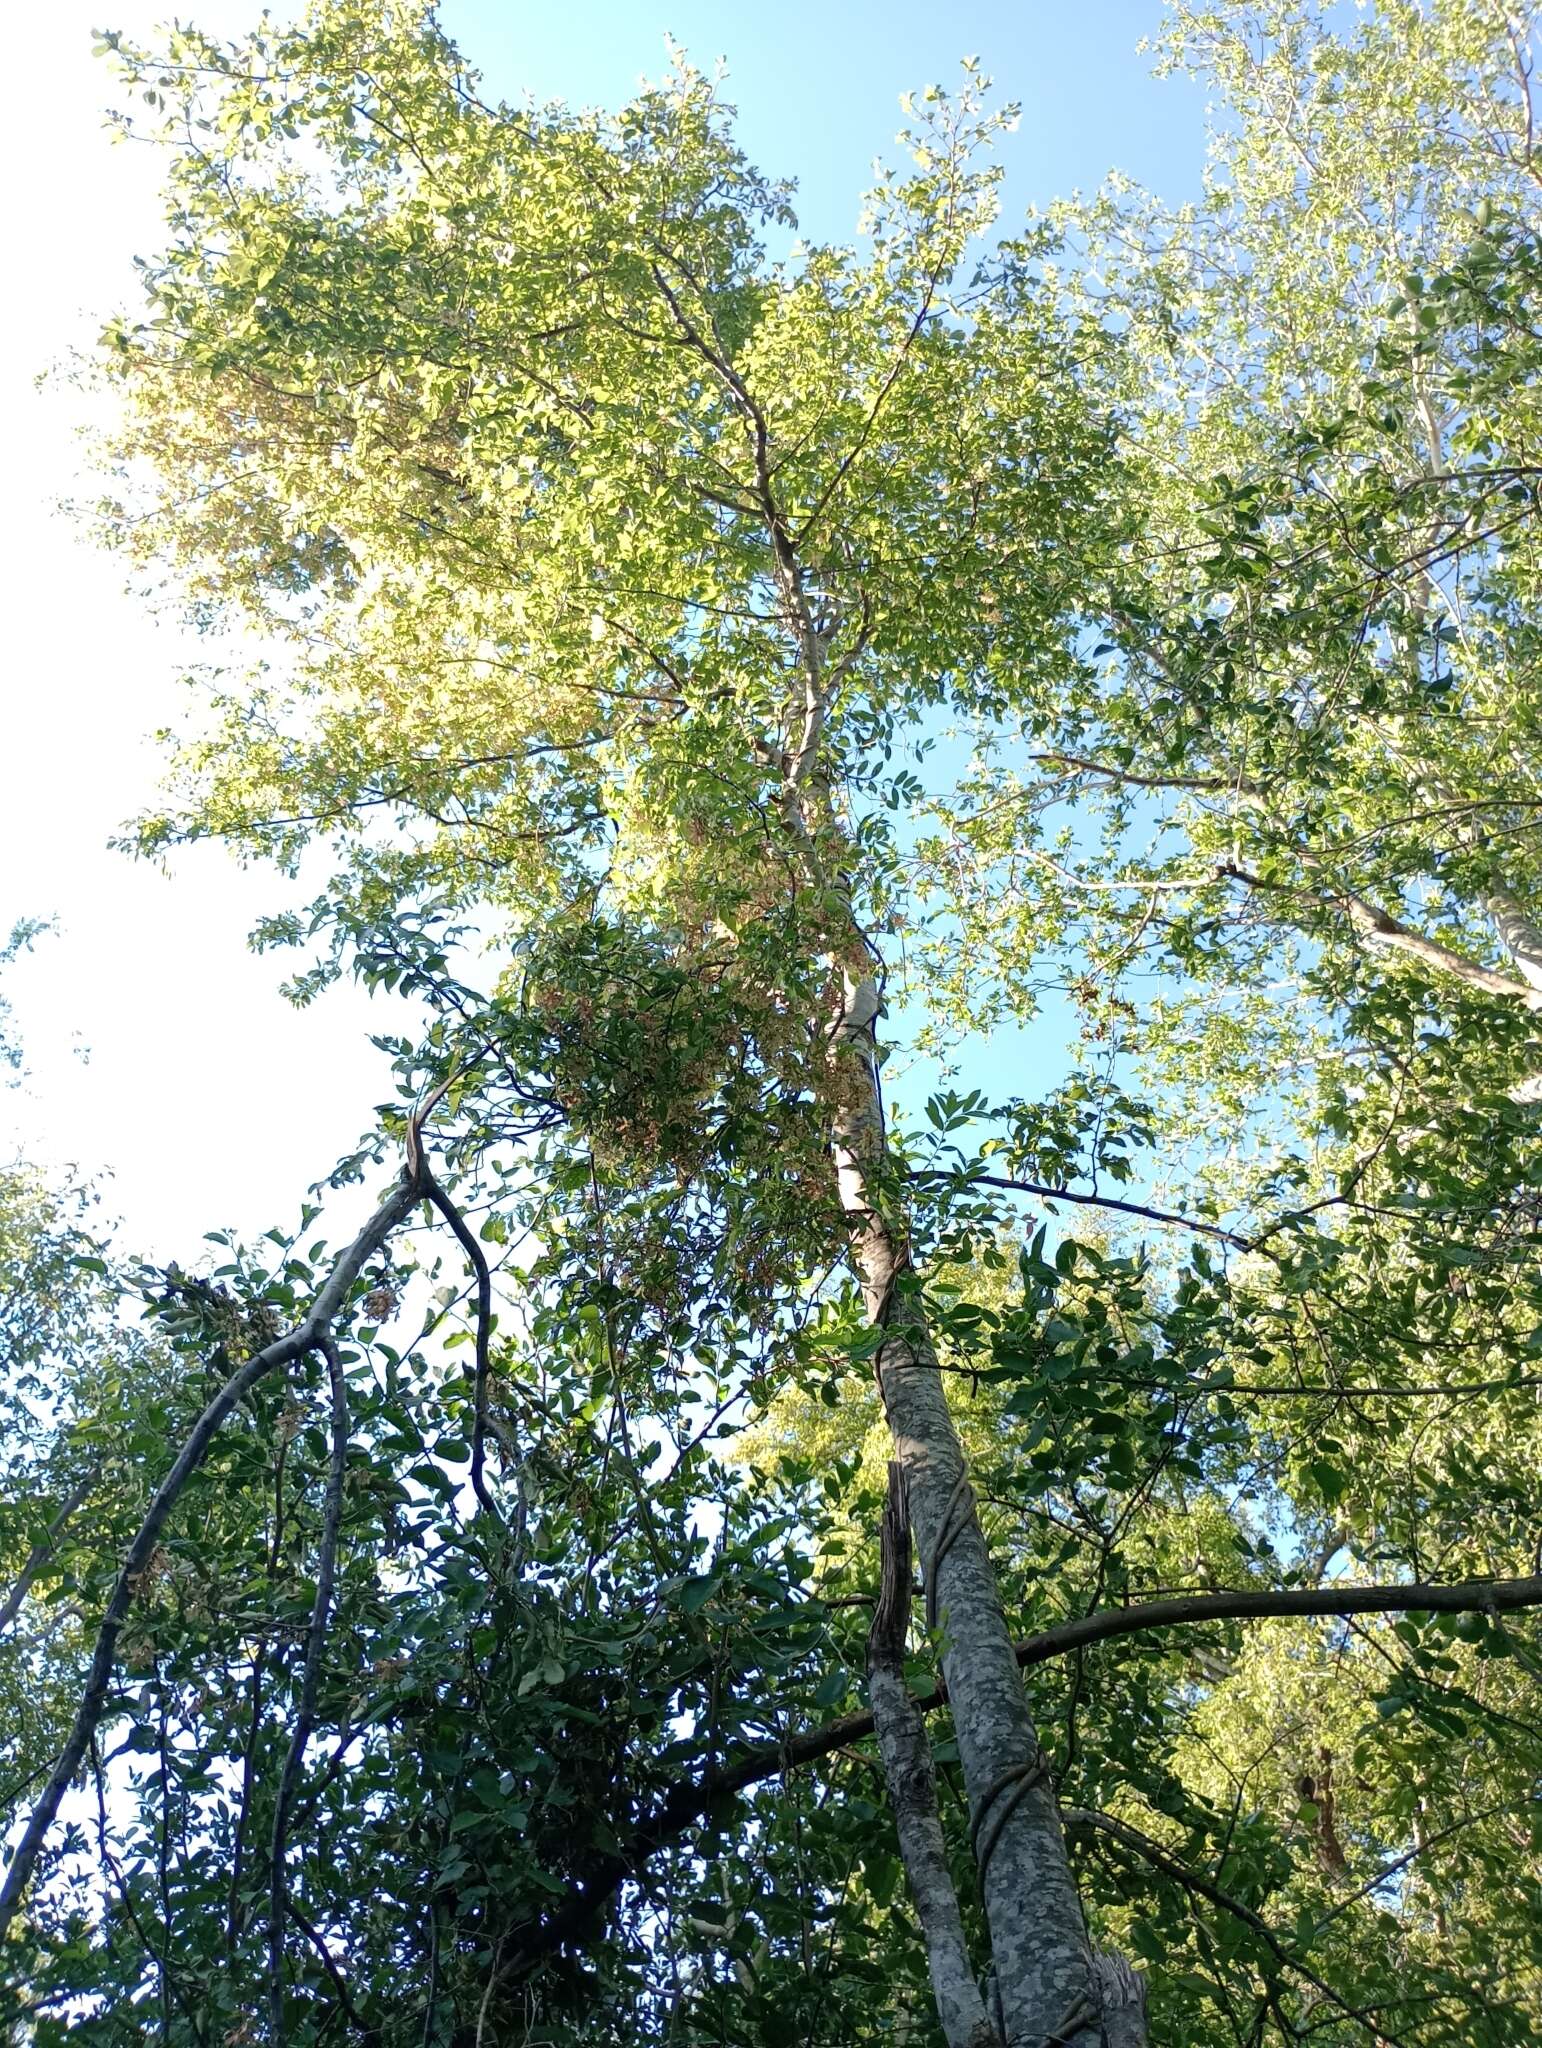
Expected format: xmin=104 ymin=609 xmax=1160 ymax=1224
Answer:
xmin=81 ymin=15 xmax=1124 ymax=2039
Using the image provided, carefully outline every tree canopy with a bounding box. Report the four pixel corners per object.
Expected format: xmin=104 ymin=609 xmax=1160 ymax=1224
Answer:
xmin=6 ymin=4 xmax=1542 ymax=2044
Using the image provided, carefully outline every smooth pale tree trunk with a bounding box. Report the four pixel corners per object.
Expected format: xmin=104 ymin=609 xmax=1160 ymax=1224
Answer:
xmin=1487 ymin=888 xmax=1542 ymax=1102
xmin=1487 ymin=888 xmax=1542 ymax=997
xmin=828 ymin=972 xmax=1105 ymax=2048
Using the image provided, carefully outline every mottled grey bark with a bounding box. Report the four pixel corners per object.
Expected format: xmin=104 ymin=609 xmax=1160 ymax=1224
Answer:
xmin=868 ymin=1463 xmax=1002 ymax=2048
xmin=829 ymin=978 xmax=1100 ymax=2048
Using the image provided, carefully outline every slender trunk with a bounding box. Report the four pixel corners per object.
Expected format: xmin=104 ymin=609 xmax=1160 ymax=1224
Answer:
xmin=867 ymin=1462 xmax=1001 ymax=2048
xmin=829 ymin=977 xmax=1101 ymax=2048
xmin=1485 ymin=887 xmax=1542 ymax=1100
xmin=765 ymin=516 xmax=1110 ymax=2042
xmin=1487 ymin=887 xmax=1542 ymax=993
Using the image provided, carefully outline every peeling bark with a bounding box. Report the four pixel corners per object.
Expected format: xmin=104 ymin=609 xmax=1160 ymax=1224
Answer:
xmin=1094 ymin=1952 xmax=1148 ymax=2048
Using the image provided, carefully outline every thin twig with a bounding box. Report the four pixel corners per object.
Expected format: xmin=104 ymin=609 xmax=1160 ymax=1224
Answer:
xmin=913 ymin=1168 xmax=1252 ymax=1250
xmin=286 ymin=1897 xmax=369 ymax=2033
xmin=0 ymin=1463 xmax=101 ymax=1639
xmin=418 ymin=1174 xmax=505 ymax=1526
xmin=1065 ymin=1807 xmax=1406 ymax=2046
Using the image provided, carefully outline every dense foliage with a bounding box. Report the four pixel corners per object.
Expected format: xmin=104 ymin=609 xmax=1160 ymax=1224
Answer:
xmin=6 ymin=4 xmax=1542 ymax=2043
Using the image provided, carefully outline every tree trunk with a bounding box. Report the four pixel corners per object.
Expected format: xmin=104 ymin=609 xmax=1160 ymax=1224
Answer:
xmin=1486 ymin=887 xmax=1542 ymax=997
xmin=868 ymin=1462 xmax=1002 ymax=2048
xmin=768 ymin=529 xmax=1108 ymax=2043
xmin=829 ymin=973 xmax=1101 ymax=2048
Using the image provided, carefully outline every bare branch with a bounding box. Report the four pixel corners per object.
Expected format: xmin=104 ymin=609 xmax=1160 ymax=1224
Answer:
xmin=286 ymin=1897 xmax=369 ymax=2033
xmin=1028 ymin=751 xmax=1256 ymax=798
xmin=913 ymin=1169 xmax=1252 ymax=1250
xmin=1064 ymin=1808 xmax=1402 ymax=2045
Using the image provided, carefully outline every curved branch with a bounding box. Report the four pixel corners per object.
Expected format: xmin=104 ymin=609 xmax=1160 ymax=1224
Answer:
xmin=499 ymin=1568 xmax=1542 ymax=1979
xmin=0 ymin=1169 xmax=422 ymax=1941
xmin=737 ymin=1570 xmax=1542 ymax=1794
xmin=995 ymin=1570 xmax=1542 ymax=1672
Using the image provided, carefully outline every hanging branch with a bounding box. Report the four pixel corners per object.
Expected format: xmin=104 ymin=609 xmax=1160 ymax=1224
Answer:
xmin=268 ymin=1333 xmax=351 ymax=2046
xmin=866 ymin=1462 xmax=1001 ymax=2048
xmin=0 ymin=1165 xmax=424 ymax=1941
xmin=416 ymin=1170 xmax=504 ymax=1526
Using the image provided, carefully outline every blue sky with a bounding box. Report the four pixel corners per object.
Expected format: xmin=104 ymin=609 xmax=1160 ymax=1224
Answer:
xmin=440 ymin=1 xmax=1208 ymax=237
xmin=1 ymin=2 xmax=1208 ymax=1260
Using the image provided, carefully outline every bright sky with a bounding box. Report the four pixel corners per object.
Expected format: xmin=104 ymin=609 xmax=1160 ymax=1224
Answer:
xmin=0 ymin=2 xmax=1204 ymax=1263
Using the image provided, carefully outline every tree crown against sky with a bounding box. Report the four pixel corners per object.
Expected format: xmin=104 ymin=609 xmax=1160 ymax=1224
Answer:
xmin=6 ymin=3 xmax=1542 ymax=2044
